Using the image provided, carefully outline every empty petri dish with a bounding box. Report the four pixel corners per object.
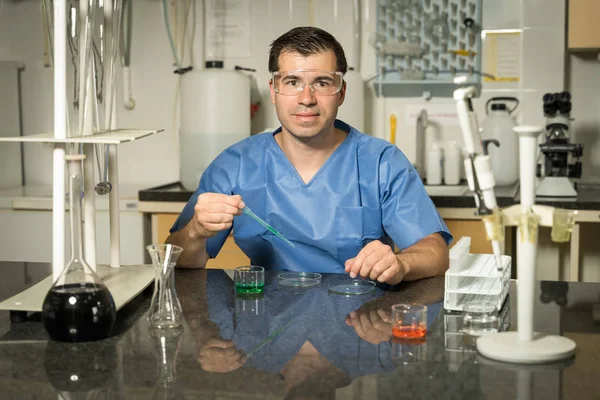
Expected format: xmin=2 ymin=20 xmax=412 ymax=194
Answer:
xmin=277 ymin=272 xmax=322 ymax=288
xmin=328 ymin=280 xmax=376 ymax=296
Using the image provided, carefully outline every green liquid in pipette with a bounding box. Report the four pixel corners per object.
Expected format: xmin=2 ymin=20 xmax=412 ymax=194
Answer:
xmin=236 ymin=282 xmax=265 ymax=294
xmin=241 ymin=206 xmax=296 ymax=248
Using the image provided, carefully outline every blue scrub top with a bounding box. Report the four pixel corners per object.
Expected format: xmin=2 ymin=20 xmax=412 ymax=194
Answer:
xmin=171 ymin=120 xmax=452 ymax=273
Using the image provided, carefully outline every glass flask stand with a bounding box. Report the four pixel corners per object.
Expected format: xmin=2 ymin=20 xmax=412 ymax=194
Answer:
xmin=42 ymin=154 xmax=117 ymax=342
xmin=146 ymin=244 xmax=184 ymax=328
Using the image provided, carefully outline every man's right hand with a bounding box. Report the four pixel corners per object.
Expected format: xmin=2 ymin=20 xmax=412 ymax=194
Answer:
xmin=189 ymin=193 xmax=245 ymax=238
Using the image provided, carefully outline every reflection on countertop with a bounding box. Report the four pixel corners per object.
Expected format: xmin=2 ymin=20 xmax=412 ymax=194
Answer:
xmin=0 ymin=261 xmax=599 ymax=399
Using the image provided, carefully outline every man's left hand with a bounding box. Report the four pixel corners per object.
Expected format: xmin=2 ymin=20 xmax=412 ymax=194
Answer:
xmin=344 ymin=240 xmax=405 ymax=284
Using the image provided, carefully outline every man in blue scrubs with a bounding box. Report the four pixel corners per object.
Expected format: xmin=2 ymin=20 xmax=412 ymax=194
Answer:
xmin=167 ymin=27 xmax=452 ymax=284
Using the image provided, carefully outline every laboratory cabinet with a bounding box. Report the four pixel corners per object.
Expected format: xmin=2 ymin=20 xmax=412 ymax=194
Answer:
xmin=154 ymin=213 xmax=249 ymax=269
xmin=444 ymin=219 xmax=491 ymax=253
xmin=568 ymin=0 xmax=600 ymax=50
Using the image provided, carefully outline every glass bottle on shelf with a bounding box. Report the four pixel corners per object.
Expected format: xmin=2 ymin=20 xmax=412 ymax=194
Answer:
xmin=42 ymin=154 xmax=117 ymax=342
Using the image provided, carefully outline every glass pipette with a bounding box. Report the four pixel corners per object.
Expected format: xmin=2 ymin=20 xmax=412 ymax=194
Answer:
xmin=242 ymin=206 xmax=296 ymax=248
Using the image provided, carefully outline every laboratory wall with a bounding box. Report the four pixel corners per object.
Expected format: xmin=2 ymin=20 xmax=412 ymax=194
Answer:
xmin=0 ymin=0 xmax=599 ymax=280
xmin=1 ymin=0 xmax=596 ymax=183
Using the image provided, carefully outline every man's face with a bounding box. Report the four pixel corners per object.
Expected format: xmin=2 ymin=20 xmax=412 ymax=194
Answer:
xmin=269 ymin=50 xmax=346 ymax=140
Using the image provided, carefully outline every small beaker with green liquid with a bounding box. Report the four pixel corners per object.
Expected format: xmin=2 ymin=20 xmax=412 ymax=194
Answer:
xmin=234 ymin=266 xmax=265 ymax=294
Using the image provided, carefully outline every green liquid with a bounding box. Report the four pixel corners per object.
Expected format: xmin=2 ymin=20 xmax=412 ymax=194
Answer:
xmin=236 ymin=282 xmax=264 ymax=294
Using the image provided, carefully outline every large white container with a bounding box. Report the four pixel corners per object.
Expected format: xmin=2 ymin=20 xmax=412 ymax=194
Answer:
xmin=336 ymin=68 xmax=365 ymax=132
xmin=481 ymin=97 xmax=519 ymax=186
xmin=180 ymin=66 xmax=251 ymax=191
xmin=426 ymin=142 xmax=443 ymax=185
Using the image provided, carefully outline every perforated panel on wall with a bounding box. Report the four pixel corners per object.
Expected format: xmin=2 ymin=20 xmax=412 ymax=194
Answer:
xmin=373 ymin=0 xmax=483 ymax=97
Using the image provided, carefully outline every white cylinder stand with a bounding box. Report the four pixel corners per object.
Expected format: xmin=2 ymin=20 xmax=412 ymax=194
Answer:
xmin=83 ymin=147 xmax=97 ymax=270
xmin=52 ymin=0 xmax=67 ymax=282
xmin=477 ymin=126 xmax=576 ymax=364
xmin=80 ymin=0 xmax=97 ymax=271
xmin=108 ymin=144 xmax=120 ymax=268
xmin=517 ymin=128 xmax=537 ymax=341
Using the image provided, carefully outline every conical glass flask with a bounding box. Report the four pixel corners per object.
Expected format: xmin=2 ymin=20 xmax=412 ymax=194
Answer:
xmin=149 ymin=326 xmax=185 ymax=399
xmin=146 ymin=244 xmax=184 ymax=328
xmin=42 ymin=154 xmax=117 ymax=342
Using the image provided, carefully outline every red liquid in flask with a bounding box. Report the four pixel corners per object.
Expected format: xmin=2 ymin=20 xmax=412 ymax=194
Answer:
xmin=392 ymin=323 xmax=427 ymax=339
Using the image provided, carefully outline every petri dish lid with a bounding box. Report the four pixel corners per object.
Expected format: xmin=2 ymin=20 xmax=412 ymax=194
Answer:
xmin=328 ymin=280 xmax=376 ymax=296
xmin=277 ymin=272 xmax=322 ymax=288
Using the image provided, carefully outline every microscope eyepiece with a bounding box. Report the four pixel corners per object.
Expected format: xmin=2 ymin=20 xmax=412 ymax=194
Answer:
xmin=543 ymin=93 xmax=557 ymax=115
xmin=559 ymin=102 xmax=572 ymax=114
xmin=558 ymin=91 xmax=572 ymax=114
xmin=543 ymin=93 xmax=555 ymax=104
xmin=542 ymin=92 xmax=571 ymax=116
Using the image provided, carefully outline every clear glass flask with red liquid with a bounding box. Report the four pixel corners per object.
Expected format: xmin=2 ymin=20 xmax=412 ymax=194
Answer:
xmin=42 ymin=154 xmax=117 ymax=342
xmin=391 ymin=303 xmax=427 ymax=340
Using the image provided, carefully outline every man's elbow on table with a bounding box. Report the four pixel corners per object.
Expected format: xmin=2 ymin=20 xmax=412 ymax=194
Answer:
xmin=165 ymin=223 xmax=211 ymax=269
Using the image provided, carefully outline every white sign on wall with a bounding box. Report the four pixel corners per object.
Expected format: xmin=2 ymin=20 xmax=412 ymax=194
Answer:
xmin=204 ymin=0 xmax=252 ymax=59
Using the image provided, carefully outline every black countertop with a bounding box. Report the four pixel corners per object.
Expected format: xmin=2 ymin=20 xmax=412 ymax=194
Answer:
xmin=1 ymin=261 xmax=599 ymax=398
xmin=138 ymin=182 xmax=600 ymax=210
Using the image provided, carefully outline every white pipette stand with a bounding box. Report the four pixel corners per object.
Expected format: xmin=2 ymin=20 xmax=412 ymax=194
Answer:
xmin=476 ymin=126 xmax=576 ymax=364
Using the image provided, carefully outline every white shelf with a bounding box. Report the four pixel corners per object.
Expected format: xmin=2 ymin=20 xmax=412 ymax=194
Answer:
xmin=0 ymin=264 xmax=155 ymax=313
xmin=0 ymin=129 xmax=163 ymax=144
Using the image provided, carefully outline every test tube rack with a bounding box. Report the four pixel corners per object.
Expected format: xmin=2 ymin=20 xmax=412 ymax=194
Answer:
xmin=443 ymin=236 xmax=512 ymax=312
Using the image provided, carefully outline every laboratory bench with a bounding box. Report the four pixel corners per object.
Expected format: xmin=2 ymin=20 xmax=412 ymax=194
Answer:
xmin=0 ymin=261 xmax=599 ymax=399
xmin=137 ymin=181 xmax=600 ymax=214
xmin=138 ymin=182 xmax=600 ymax=280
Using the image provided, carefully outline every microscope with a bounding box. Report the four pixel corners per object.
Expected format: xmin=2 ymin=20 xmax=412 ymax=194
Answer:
xmin=536 ymin=91 xmax=583 ymax=198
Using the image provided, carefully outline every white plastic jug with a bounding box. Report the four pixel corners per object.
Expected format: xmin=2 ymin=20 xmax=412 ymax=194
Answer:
xmin=426 ymin=142 xmax=443 ymax=185
xmin=444 ymin=140 xmax=462 ymax=185
xmin=481 ymin=97 xmax=519 ymax=186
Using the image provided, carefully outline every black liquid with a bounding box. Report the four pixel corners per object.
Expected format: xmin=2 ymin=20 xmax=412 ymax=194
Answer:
xmin=42 ymin=283 xmax=117 ymax=342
